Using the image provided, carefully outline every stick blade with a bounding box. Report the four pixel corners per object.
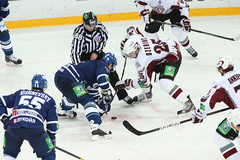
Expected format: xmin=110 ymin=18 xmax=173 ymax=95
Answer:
xmin=123 ymin=120 xmax=142 ymax=136
xmin=234 ymin=35 xmax=240 ymax=41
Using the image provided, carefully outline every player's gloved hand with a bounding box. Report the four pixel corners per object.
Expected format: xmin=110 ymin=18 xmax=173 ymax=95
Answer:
xmin=115 ymin=79 xmax=132 ymax=90
xmin=97 ymin=97 xmax=111 ymax=113
xmin=140 ymin=9 xmax=151 ymax=24
xmin=192 ymin=109 xmax=207 ymax=124
xmin=180 ymin=17 xmax=191 ymax=32
xmin=51 ymin=138 xmax=56 ymax=147
xmin=101 ymin=90 xmax=113 ymax=112
xmin=1 ymin=115 xmax=9 ymax=130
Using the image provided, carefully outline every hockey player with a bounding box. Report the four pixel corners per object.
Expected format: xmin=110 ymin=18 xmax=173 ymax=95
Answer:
xmin=0 ymin=74 xmax=58 ymax=160
xmin=54 ymin=53 xmax=116 ymax=140
xmin=192 ymin=57 xmax=240 ymax=159
xmin=0 ymin=0 xmax=22 ymax=65
xmin=134 ymin=0 xmax=198 ymax=57
xmin=70 ymin=11 xmax=133 ymax=105
xmin=115 ymin=26 xmax=195 ymax=116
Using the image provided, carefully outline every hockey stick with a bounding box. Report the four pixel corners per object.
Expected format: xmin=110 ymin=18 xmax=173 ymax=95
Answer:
xmin=113 ymin=57 xmax=127 ymax=97
xmin=55 ymin=146 xmax=85 ymax=160
xmin=154 ymin=20 xmax=240 ymax=41
xmin=123 ymin=107 xmax=229 ymax=136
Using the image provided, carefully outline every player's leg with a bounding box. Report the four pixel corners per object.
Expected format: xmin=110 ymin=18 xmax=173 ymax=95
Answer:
xmin=3 ymin=128 xmax=23 ymax=160
xmin=157 ymin=57 xmax=195 ymax=116
xmin=28 ymin=128 xmax=55 ymax=160
xmin=79 ymin=97 xmax=112 ymax=140
xmin=0 ymin=23 xmax=22 ymax=65
xmin=169 ymin=11 xmax=197 ymax=57
xmin=213 ymin=118 xmax=240 ymax=160
xmin=110 ymin=70 xmax=133 ymax=104
xmin=54 ymin=76 xmax=78 ymax=118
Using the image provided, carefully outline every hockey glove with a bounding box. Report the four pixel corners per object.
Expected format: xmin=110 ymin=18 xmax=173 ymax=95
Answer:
xmin=139 ymin=9 xmax=151 ymax=24
xmin=1 ymin=115 xmax=9 ymax=130
xmin=51 ymin=138 xmax=56 ymax=147
xmin=192 ymin=109 xmax=207 ymax=124
xmin=101 ymin=90 xmax=113 ymax=112
xmin=115 ymin=79 xmax=132 ymax=90
xmin=97 ymin=97 xmax=111 ymax=113
xmin=180 ymin=17 xmax=191 ymax=32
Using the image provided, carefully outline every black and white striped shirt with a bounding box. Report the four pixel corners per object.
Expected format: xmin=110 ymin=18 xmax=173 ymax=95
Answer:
xmin=70 ymin=21 xmax=108 ymax=65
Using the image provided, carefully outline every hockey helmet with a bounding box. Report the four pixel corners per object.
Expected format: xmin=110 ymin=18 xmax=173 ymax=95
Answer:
xmin=122 ymin=39 xmax=139 ymax=58
xmin=227 ymin=108 xmax=240 ymax=127
xmin=83 ymin=11 xmax=97 ymax=26
xmin=217 ymin=56 xmax=234 ymax=72
xmin=102 ymin=52 xmax=117 ymax=71
xmin=31 ymin=74 xmax=48 ymax=91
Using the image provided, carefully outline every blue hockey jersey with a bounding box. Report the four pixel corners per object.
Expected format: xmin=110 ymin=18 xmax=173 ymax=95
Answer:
xmin=0 ymin=89 xmax=58 ymax=138
xmin=55 ymin=60 xmax=111 ymax=98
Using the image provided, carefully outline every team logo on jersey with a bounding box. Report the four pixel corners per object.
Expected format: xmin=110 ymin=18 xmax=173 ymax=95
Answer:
xmin=158 ymin=0 xmax=162 ymax=4
xmin=105 ymin=75 xmax=109 ymax=82
xmin=218 ymin=120 xmax=231 ymax=135
xmin=164 ymin=66 xmax=175 ymax=77
xmin=94 ymin=36 xmax=101 ymax=43
xmin=73 ymin=85 xmax=87 ymax=97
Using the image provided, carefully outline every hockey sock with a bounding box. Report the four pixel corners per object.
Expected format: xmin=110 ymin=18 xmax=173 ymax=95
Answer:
xmin=0 ymin=32 xmax=13 ymax=55
xmin=171 ymin=27 xmax=191 ymax=49
xmin=159 ymin=78 xmax=187 ymax=104
xmin=213 ymin=132 xmax=240 ymax=160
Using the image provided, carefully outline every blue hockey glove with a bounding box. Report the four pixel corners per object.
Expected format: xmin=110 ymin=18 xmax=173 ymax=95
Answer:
xmin=97 ymin=97 xmax=111 ymax=112
xmin=1 ymin=115 xmax=9 ymax=130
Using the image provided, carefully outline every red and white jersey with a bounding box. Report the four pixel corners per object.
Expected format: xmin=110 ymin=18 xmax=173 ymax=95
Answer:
xmin=201 ymin=70 xmax=240 ymax=112
xmin=135 ymin=0 xmax=189 ymax=17
xmin=124 ymin=26 xmax=181 ymax=91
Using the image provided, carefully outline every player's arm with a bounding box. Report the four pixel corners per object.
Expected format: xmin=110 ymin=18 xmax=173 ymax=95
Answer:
xmin=171 ymin=0 xmax=190 ymax=32
xmin=192 ymin=84 xmax=228 ymax=123
xmin=134 ymin=0 xmax=151 ymax=24
xmin=46 ymin=100 xmax=58 ymax=143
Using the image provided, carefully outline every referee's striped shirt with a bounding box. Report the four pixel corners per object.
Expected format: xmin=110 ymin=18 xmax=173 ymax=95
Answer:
xmin=70 ymin=21 xmax=108 ymax=65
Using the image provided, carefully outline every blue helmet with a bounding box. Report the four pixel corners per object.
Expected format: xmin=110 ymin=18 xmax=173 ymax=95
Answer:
xmin=102 ymin=53 xmax=117 ymax=71
xmin=31 ymin=74 xmax=48 ymax=91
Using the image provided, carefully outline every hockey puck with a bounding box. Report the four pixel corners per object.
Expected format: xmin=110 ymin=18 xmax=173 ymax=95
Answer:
xmin=111 ymin=116 xmax=117 ymax=120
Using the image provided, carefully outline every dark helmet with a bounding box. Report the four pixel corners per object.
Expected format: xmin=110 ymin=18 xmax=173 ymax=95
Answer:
xmin=83 ymin=11 xmax=97 ymax=26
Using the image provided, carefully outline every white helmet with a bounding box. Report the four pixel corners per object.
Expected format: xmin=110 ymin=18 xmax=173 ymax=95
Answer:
xmin=122 ymin=39 xmax=139 ymax=57
xmin=217 ymin=56 xmax=234 ymax=72
xmin=227 ymin=108 xmax=240 ymax=127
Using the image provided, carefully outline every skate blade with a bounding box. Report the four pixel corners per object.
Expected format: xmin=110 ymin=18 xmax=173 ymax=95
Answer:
xmin=6 ymin=62 xmax=23 ymax=66
xmin=178 ymin=110 xmax=194 ymax=119
xmin=92 ymin=134 xmax=112 ymax=141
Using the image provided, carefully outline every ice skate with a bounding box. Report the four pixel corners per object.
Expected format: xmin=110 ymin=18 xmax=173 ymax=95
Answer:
xmin=5 ymin=54 xmax=22 ymax=65
xmin=177 ymin=95 xmax=196 ymax=118
xmin=57 ymin=106 xmax=77 ymax=118
xmin=123 ymin=96 xmax=133 ymax=104
xmin=186 ymin=46 xmax=198 ymax=57
xmin=133 ymin=91 xmax=152 ymax=102
xmin=91 ymin=124 xmax=112 ymax=141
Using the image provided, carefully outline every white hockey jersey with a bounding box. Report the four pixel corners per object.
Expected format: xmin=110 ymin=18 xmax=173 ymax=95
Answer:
xmin=201 ymin=70 xmax=240 ymax=112
xmin=135 ymin=0 xmax=189 ymax=17
xmin=123 ymin=26 xmax=181 ymax=92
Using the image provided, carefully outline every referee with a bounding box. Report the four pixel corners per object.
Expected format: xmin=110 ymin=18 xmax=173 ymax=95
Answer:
xmin=70 ymin=11 xmax=133 ymax=105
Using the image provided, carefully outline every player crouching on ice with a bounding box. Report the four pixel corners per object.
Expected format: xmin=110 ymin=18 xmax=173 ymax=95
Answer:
xmin=192 ymin=57 xmax=240 ymax=160
xmin=115 ymin=26 xmax=195 ymax=117
xmin=54 ymin=53 xmax=116 ymax=140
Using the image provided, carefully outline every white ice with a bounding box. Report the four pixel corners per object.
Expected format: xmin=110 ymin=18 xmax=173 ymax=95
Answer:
xmin=0 ymin=15 xmax=240 ymax=160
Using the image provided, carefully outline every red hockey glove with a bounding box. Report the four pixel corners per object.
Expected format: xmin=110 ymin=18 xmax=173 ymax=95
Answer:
xmin=192 ymin=109 xmax=207 ymax=124
xmin=180 ymin=18 xmax=191 ymax=32
xmin=139 ymin=9 xmax=151 ymax=24
xmin=115 ymin=79 xmax=132 ymax=90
